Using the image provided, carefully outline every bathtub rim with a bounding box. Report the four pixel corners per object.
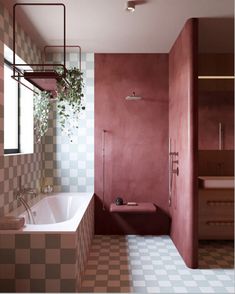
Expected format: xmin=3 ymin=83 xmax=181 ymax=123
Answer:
xmin=0 ymin=192 xmax=94 ymax=233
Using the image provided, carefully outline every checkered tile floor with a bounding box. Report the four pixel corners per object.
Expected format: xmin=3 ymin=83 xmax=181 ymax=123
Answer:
xmin=79 ymin=235 xmax=234 ymax=293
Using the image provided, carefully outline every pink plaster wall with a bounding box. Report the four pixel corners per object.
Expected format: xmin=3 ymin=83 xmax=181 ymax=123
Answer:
xmin=169 ymin=19 xmax=198 ymax=268
xmin=95 ymin=54 xmax=170 ymax=235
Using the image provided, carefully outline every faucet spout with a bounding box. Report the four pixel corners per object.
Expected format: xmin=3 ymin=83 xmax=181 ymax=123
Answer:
xmin=16 ymin=189 xmax=36 ymax=224
xmin=22 ymin=188 xmax=37 ymax=198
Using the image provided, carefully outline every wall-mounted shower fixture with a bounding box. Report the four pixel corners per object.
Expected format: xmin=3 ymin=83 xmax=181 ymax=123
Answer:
xmin=125 ymin=92 xmax=142 ymax=100
xmin=102 ymin=130 xmax=107 ymax=211
xmin=169 ymin=138 xmax=179 ymax=207
xmin=171 ymin=159 xmax=179 ymax=176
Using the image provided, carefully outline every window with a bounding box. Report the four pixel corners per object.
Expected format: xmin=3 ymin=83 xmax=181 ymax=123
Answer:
xmin=4 ymin=45 xmax=34 ymax=155
xmin=20 ymin=77 xmax=34 ymax=153
xmin=4 ymin=60 xmax=19 ymax=154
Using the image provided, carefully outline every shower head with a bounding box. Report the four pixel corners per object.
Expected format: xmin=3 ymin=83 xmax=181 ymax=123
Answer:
xmin=125 ymin=92 xmax=142 ymax=101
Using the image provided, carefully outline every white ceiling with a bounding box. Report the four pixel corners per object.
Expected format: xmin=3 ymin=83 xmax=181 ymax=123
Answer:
xmin=1 ymin=0 xmax=234 ymax=53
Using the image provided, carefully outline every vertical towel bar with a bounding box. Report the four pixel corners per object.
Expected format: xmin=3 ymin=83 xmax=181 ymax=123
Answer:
xmin=219 ymin=122 xmax=223 ymax=150
xmin=102 ymin=130 xmax=107 ymax=210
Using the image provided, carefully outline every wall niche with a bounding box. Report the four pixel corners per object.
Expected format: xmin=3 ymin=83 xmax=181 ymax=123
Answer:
xmin=198 ymin=18 xmax=234 ymax=150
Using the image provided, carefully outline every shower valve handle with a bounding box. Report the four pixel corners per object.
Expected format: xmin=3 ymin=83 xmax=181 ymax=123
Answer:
xmin=172 ymin=167 xmax=179 ymax=176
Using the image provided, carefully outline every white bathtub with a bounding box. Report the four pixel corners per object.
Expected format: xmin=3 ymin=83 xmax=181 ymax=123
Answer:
xmin=7 ymin=192 xmax=93 ymax=232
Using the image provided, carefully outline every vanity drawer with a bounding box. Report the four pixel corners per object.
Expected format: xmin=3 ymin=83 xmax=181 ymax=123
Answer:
xmin=198 ymin=188 xmax=234 ymax=240
xmin=199 ymin=189 xmax=234 ymax=214
xmin=199 ymin=188 xmax=234 ymax=203
xmin=199 ymin=220 xmax=234 ymax=240
xmin=199 ymin=202 xmax=234 ymax=221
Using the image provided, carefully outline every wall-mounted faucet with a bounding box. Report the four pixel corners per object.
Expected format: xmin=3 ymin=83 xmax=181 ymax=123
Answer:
xmin=16 ymin=188 xmax=37 ymax=224
xmin=171 ymin=159 xmax=179 ymax=176
xmin=169 ymin=139 xmax=179 ymax=207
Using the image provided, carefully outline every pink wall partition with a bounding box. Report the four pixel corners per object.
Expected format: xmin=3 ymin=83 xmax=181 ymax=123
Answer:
xmin=169 ymin=19 xmax=198 ymax=268
xmin=95 ymin=54 xmax=170 ymax=235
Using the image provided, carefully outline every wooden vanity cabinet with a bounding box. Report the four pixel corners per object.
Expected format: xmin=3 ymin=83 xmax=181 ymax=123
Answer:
xmin=198 ymin=188 xmax=234 ymax=240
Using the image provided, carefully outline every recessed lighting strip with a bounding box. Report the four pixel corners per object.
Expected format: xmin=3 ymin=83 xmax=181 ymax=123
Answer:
xmin=198 ymin=76 xmax=235 ymax=79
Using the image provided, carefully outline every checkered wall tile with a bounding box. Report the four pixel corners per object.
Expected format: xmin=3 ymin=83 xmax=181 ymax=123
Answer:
xmin=0 ymin=3 xmax=43 ymax=217
xmin=44 ymin=52 xmax=94 ymax=193
xmin=0 ymin=196 xmax=94 ymax=292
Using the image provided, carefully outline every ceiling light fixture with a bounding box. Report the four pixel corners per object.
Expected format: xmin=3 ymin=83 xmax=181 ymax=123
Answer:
xmin=126 ymin=0 xmax=135 ymax=12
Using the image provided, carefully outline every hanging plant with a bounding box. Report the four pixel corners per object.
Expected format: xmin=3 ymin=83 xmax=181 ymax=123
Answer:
xmin=33 ymin=67 xmax=85 ymax=142
xmin=33 ymin=91 xmax=51 ymax=142
xmin=56 ymin=67 xmax=85 ymax=139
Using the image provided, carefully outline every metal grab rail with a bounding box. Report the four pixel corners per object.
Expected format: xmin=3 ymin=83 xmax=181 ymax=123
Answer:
xmin=12 ymin=3 xmax=66 ymax=94
xmin=13 ymin=3 xmax=66 ymax=77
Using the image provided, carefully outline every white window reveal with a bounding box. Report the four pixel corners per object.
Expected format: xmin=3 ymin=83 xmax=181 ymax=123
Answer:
xmin=4 ymin=45 xmax=34 ymax=155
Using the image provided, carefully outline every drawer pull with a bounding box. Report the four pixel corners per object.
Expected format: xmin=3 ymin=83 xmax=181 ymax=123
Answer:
xmin=206 ymin=221 xmax=234 ymax=227
xmin=207 ymin=201 xmax=234 ymax=207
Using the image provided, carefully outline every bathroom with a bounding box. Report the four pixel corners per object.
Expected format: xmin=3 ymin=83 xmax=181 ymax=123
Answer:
xmin=0 ymin=0 xmax=234 ymax=293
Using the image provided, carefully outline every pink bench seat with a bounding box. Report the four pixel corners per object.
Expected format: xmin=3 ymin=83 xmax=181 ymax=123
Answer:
xmin=110 ymin=202 xmax=156 ymax=214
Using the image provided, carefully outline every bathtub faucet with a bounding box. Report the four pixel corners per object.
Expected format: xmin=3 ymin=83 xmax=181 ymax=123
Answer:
xmin=16 ymin=189 xmax=37 ymax=224
xmin=17 ymin=188 xmax=37 ymax=198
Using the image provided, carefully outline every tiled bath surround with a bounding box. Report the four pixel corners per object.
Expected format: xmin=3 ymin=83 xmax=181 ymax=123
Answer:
xmin=0 ymin=3 xmax=43 ymax=217
xmin=0 ymin=196 xmax=94 ymax=292
xmin=43 ymin=52 xmax=94 ymax=193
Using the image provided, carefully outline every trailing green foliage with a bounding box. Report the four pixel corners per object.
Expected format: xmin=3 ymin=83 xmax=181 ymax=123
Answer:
xmin=56 ymin=67 xmax=85 ymax=139
xmin=33 ymin=67 xmax=85 ymax=142
xmin=33 ymin=91 xmax=51 ymax=142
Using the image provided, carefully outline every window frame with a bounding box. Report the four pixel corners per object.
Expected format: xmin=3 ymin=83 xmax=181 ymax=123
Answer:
xmin=4 ymin=59 xmax=21 ymax=155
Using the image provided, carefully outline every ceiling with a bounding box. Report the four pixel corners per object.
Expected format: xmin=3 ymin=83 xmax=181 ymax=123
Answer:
xmin=1 ymin=0 xmax=234 ymax=53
